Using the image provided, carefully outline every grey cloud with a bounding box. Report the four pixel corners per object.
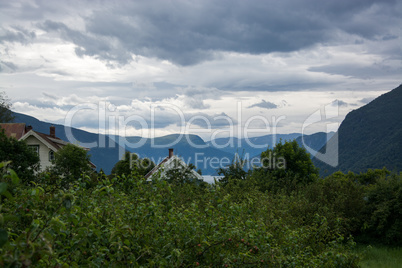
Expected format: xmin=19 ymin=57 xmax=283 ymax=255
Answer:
xmin=308 ymin=61 xmax=402 ymax=80
xmin=178 ymin=87 xmax=223 ymax=99
xmin=332 ymin=99 xmax=348 ymax=107
xmin=38 ymin=20 xmax=132 ymax=66
xmin=359 ymin=97 xmax=375 ymax=104
xmin=0 ymin=61 xmax=17 ymax=72
xmin=182 ymin=97 xmax=210 ymax=110
xmin=184 ymin=112 xmax=237 ymax=128
xmin=121 ymin=110 xmax=236 ymax=130
xmin=248 ymin=100 xmax=278 ymax=109
xmin=23 ymin=100 xmax=75 ymax=110
xmin=42 ymin=92 xmax=58 ymax=100
xmin=0 ymin=26 xmax=36 ymax=44
xmin=177 ymin=86 xmax=225 ymax=109
xmin=33 ymin=0 xmax=400 ymax=66
xmin=382 ymin=34 xmax=398 ymax=41
xmin=0 ymin=1 xmax=45 ymax=21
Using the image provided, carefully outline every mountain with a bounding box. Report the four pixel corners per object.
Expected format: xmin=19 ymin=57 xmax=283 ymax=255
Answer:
xmin=11 ymin=112 xmax=234 ymax=175
xmin=295 ymin=132 xmax=335 ymax=157
xmin=314 ymin=84 xmax=402 ymax=176
xmin=11 ymin=111 xmax=336 ymax=176
xmin=113 ymin=134 xmax=235 ymax=175
xmin=207 ymin=133 xmax=302 ymax=158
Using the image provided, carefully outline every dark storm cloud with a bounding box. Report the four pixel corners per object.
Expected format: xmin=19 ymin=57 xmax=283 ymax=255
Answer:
xmin=38 ymin=20 xmax=132 ymax=65
xmin=33 ymin=0 xmax=399 ymax=66
xmin=248 ymin=100 xmax=278 ymax=109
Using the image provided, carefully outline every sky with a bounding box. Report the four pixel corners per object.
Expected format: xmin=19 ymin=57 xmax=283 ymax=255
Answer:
xmin=1 ymin=0 xmax=401 ymax=141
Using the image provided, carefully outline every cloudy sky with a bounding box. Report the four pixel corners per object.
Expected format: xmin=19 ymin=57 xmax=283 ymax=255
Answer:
xmin=1 ymin=0 xmax=401 ymax=140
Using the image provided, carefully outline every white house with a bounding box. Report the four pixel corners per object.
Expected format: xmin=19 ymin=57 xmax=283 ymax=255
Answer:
xmin=0 ymin=123 xmax=95 ymax=171
xmin=144 ymin=148 xmax=203 ymax=181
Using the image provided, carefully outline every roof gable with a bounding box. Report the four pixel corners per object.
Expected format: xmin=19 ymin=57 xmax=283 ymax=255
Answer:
xmin=20 ymin=130 xmax=60 ymax=152
xmin=145 ymin=155 xmax=203 ymax=181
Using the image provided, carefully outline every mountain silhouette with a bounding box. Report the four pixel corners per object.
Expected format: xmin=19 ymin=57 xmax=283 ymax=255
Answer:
xmin=314 ymin=84 xmax=402 ymax=176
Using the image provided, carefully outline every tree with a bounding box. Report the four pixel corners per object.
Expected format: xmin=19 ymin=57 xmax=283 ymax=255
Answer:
xmin=52 ymin=144 xmax=92 ymax=180
xmin=0 ymin=130 xmax=39 ymax=182
xmin=251 ymin=139 xmax=319 ymax=193
xmin=111 ymin=152 xmax=132 ymax=176
xmin=0 ymin=92 xmax=14 ymax=123
xmin=111 ymin=151 xmax=155 ymax=177
xmin=217 ymin=153 xmax=250 ymax=186
xmin=164 ymin=160 xmax=203 ymax=185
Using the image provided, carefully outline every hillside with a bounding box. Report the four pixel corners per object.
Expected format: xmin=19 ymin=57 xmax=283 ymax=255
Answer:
xmin=295 ymin=132 xmax=334 ymax=157
xmin=115 ymin=134 xmax=235 ymax=175
xmin=207 ymin=133 xmax=302 ymax=157
xmin=314 ymin=84 xmax=402 ymax=175
xmin=11 ymin=112 xmax=234 ymax=175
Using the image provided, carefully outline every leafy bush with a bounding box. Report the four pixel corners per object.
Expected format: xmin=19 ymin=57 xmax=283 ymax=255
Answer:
xmin=111 ymin=151 xmax=155 ymax=177
xmin=0 ymin=130 xmax=40 ymax=182
xmin=0 ymin=162 xmax=360 ymax=267
xmin=217 ymin=153 xmax=251 ymax=186
xmin=303 ymin=171 xmax=366 ymax=235
xmin=360 ymin=174 xmax=402 ymax=245
xmin=52 ymin=144 xmax=91 ymax=182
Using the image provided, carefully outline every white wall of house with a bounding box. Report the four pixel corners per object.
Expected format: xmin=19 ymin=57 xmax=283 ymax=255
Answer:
xmin=24 ymin=135 xmax=55 ymax=171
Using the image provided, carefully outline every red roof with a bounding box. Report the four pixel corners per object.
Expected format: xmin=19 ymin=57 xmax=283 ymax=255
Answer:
xmin=34 ymin=131 xmax=66 ymax=150
xmin=0 ymin=123 xmax=27 ymax=139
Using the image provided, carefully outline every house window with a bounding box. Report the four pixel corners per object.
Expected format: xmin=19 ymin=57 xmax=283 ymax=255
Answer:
xmin=28 ymin=145 xmax=39 ymax=156
xmin=49 ymin=150 xmax=55 ymax=162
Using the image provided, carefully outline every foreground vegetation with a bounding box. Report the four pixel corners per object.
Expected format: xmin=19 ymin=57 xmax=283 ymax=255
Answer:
xmin=0 ymin=162 xmax=361 ymax=267
xmin=0 ymin=132 xmax=401 ymax=267
xmin=1 ymin=162 xmax=401 ymax=267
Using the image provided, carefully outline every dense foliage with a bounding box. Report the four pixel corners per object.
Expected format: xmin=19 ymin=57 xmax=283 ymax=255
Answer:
xmin=250 ymin=140 xmax=319 ymax=193
xmin=217 ymin=153 xmax=250 ymax=186
xmin=360 ymin=174 xmax=402 ymax=245
xmin=0 ymin=130 xmax=39 ymax=182
xmin=111 ymin=151 xmax=155 ymax=177
xmin=50 ymin=144 xmax=92 ymax=182
xmin=0 ymin=162 xmax=362 ymax=267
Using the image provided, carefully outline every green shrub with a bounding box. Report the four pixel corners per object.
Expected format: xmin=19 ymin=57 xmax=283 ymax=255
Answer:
xmin=360 ymin=174 xmax=402 ymax=245
xmin=0 ymin=163 xmax=360 ymax=267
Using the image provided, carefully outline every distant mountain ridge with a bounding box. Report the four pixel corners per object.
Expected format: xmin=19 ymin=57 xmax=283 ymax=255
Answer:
xmin=207 ymin=133 xmax=302 ymax=157
xmin=314 ymin=84 xmax=402 ymax=175
xmin=295 ymin=132 xmax=335 ymax=157
xmin=11 ymin=111 xmax=333 ymax=175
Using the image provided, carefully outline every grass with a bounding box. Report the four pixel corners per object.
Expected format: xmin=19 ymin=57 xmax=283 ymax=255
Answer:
xmin=355 ymin=244 xmax=402 ymax=268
